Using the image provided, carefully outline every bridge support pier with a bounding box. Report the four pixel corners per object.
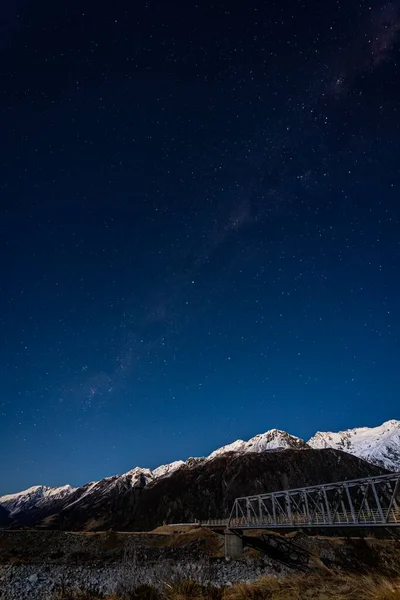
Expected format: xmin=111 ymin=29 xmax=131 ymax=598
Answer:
xmin=224 ymin=530 xmax=243 ymax=558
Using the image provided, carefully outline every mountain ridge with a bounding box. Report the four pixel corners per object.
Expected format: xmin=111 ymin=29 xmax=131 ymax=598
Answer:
xmin=1 ymin=449 xmax=389 ymax=532
xmin=308 ymin=419 xmax=400 ymax=472
xmin=1 ymin=419 xmax=399 ymax=518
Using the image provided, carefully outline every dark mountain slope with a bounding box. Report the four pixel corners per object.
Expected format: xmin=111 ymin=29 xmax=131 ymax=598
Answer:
xmin=13 ymin=448 xmax=387 ymax=532
xmin=0 ymin=505 xmax=10 ymax=528
xmin=111 ymin=448 xmax=386 ymax=531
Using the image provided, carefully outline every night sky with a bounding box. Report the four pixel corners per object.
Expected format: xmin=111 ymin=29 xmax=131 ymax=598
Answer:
xmin=1 ymin=0 xmax=400 ymax=495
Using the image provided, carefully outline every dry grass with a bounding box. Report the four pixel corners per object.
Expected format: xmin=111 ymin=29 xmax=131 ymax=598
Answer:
xmin=248 ymin=572 xmax=400 ymax=600
xmin=164 ymin=527 xmax=224 ymax=556
xmin=358 ymin=575 xmax=400 ymax=600
xmin=151 ymin=525 xmax=199 ymax=535
xmin=51 ymin=586 xmax=161 ymax=600
xmin=161 ymin=573 xmax=400 ymax=600
xmin=113 ymin=583 xmax=162 ymax=599
xmin=51 ymin=572 xmax=400 ymax=600
xmin=51 ymin=590 xmax=105 ymax=600
xmin=164 ymin=579 xmax=207 ymax=600
xmin=224 ymin=576 xmax=280 ymax=600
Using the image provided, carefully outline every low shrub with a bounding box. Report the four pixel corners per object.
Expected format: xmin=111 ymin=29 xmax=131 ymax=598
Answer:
xmin=50 ymin=572 xmax=400 ymax=600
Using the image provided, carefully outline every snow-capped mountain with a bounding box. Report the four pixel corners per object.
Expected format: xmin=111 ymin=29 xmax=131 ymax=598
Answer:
xmin=152 ymin=460 xmax=185 ymax=479
xmin=0 ymin=447 xmax=386 ymax=532
xmin=0 ymin=485 xmax=76 ymax=516
xmin=1 ymin=420 xmax=399 ymax=519
xmin=207 ymin=429 xmax=307 ymax=460
xmin=0 ymin=464 xmax=185 ymax=517
xmin=308 ymin=419 xmax=400 ymax=472
xmin=0 ymin=429 xmax=304 ymax=515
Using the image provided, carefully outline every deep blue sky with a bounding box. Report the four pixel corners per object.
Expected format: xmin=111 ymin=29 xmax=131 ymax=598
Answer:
xmin=1 ymin=0 xmax=399 ymax=495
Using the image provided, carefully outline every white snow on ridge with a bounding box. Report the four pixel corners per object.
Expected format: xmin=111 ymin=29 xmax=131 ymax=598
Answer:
xmin=207 ymin=428 xmax=306 ymax=460
xmin=61 ymin=465 xmax=182 ymax=511
xmin=0 ymin=484 xmax=76 ymax=515
xmin=0 ymin=429 xmax=302 ymax=515
xmin=61 ymin=481 xmax=100 ymax=510
xmin=207 ymin=439 xmax=247 ymax=459
xmin=2 ymin=419 xmax=399 ymax=515
xmin=0 ymin=485 xmax=43 ymax=504
xmin=122 ymin=467 xmax=153 ymax=485
xmin=152 ymin=460 xmax=185 ymax=479
xmin=308 ymin=419 xmax=400 ymax=472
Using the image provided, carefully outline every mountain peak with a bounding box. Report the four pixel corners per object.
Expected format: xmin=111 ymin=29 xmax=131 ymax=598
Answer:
xmin=207 ymin=427 xmax=308 ymax=460
xmin=382 ymin=419 xmax=400 ymax=428
xmin=0 ymin=484 xmax=76 ymax=516
xmin=308 ymin=420 xmax=400 ymax=471
xmin=152 ymin=460 xmax=185 ymax=479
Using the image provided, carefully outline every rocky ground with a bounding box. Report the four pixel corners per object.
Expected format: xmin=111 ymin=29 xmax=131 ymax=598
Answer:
xmin=0 ymin=529 xmax=291 ymax=599
xmin=1 ymin=528 xmax=400 ymax=600
xmin=0 ymin=557 xmax=289 ymax=600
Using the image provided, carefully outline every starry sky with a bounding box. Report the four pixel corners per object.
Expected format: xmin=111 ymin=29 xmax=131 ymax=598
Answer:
xmin=1 ymin=0 xmax=400 ymax=495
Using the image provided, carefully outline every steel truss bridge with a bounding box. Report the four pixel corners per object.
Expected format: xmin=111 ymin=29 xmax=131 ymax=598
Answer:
xmin=202 ymin=473 xmax=400 ymax=530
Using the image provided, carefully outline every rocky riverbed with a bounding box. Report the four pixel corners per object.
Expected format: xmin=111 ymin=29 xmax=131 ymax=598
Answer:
xmin=1 ymin=529 xmax=400 ymax=600
xmin=0 ymin=556 xmax=289 ymax=600
xmin=0 ymin=529 xmax=290 ymax=599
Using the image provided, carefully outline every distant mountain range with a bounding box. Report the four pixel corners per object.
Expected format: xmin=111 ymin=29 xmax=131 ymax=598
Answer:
xmin=0 ymin=419 xmax=398 ymax=530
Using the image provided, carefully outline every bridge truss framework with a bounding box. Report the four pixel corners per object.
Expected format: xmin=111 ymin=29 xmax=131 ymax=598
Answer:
xmin=226 ymin=473 xmax=400 ymax=530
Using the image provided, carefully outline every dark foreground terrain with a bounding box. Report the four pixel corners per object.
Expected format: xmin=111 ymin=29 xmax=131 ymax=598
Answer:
xmin=1 ymin=528 xmax=400 ymax=599
xmin=1 ymin=450 xmax=398 ymax=598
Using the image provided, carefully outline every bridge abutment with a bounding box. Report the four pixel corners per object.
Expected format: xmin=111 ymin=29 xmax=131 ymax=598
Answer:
xmin=224 ymin=530 xmax=243 ymax=558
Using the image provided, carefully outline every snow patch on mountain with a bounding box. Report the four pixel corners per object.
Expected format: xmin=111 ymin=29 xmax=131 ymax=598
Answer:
xmin=308 ymin=419 xmax=400 ymax=471
xmin=122 ymin=467 xmax=153 ymax=486
xmin=61 ymin=464 xmax=184 ymax=512
xmin=0 ymin=485 xmax=76 ymax=515
xmin=152 ymin=460 xmax=185 ymax=479
xmin=207 ymin=428 xmax=308 ymax=460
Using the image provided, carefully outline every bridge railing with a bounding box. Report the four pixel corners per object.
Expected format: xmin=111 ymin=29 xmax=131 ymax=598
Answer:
xmin=228 ymin=472 xmax=400 ymax=529
xmin=200 ymin=519 xmax=229 ymax=527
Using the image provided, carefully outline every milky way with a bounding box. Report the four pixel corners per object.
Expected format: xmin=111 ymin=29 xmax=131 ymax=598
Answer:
xmin=1 ymin=0 xmax=399 ymax=493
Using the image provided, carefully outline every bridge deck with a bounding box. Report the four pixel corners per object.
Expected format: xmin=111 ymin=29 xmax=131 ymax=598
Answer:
xmin=201 ymin=473 xmax=400 ymax=530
